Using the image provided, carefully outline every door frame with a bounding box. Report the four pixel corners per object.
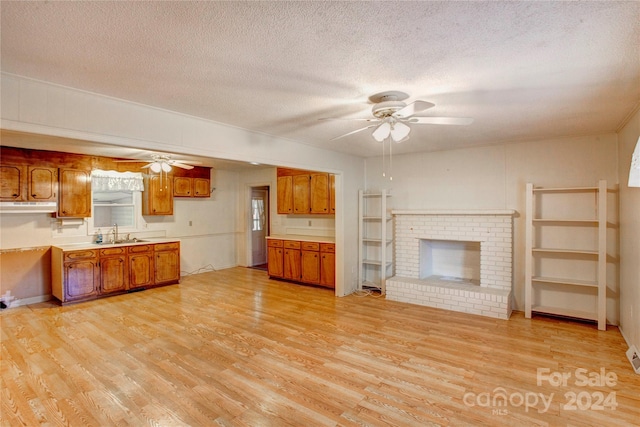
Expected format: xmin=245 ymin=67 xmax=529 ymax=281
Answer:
xmin=245 ymin=184 xmax=270 ymax=267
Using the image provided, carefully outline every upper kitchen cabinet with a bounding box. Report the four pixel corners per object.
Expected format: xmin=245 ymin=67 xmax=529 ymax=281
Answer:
xmin=143 ymin=174 xmax=173 ymax=215
xmin=1 ymin=164 xmax=58 ymax=202
xmin=0 ymin=164 xmax=26 ymax=201
xmin=28 ymin=166 xmax=58 ymax=201
xmin=277 ymin=168 xmax=335 ymax=215
xmin=58 ymin=168 xmax=91 ymax=217
xmin=173 ymin=176 xmax=211 ymax=198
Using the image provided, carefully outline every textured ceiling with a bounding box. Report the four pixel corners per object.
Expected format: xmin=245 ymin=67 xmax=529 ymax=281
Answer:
xmin=1 ymin=1 xmax=639 ymax=159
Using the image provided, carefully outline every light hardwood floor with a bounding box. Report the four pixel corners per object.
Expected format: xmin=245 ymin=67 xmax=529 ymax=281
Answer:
xmin=1 ymin=267 xmax=638 ymax=426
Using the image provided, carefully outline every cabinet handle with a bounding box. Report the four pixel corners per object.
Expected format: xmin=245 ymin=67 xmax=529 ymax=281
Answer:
xmin=32 ymin=194 xmax=37 ymax=197
xmin=12 ymin=194 xmax=18 ymax=197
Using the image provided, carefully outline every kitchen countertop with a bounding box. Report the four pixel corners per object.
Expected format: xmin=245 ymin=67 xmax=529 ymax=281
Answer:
xmin=52 ymin=237 xmax=180 ymax=252
xmin=267 ymin=235 xmax=335 ymax=244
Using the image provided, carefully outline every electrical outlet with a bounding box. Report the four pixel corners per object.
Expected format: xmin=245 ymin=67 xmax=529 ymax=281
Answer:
xmin=308 ymin=220 xmax=312 ymax=226
xmin=189 ymin=220 xmax=193 ymax=226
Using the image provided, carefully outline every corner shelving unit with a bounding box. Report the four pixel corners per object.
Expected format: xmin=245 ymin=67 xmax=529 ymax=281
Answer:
xmin=358 ymin=189 xmax=393 ymax=294
xmin=524 ymin=180 xmax=607 ymax=330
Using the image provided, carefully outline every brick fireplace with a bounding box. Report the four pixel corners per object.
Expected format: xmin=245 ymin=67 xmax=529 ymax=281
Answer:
xmin=387 ymin=210 xmax=515 ymax=319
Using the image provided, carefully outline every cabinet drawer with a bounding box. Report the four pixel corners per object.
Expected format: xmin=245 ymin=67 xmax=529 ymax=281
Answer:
xmin=284 ymin=240 xmax=301 ymax=249
xmin=100 ymin=247 xmax=126 ymax=256
xmin=301 ymin=242 xmax=319 ymax=251
xmin=129 ymin=244 xmax=153 ymax=253
xmin=267 ymin=239 xmax=283 ymax=247
xmin=154 ymin=242 xmax=179 ymax=251
xmin=64 ymin=250 xmax=98 ymax=261
xmin=320 ymin=243 xmax=335 ymax=253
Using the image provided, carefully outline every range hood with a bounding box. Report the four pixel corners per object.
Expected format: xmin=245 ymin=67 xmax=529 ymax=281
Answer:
xmin=0 ymin=201 xmax=57 ymax=213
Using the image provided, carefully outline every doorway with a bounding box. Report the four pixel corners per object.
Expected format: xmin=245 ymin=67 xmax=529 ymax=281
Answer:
xmin=250 ymin=186 xmax=269 ymax=268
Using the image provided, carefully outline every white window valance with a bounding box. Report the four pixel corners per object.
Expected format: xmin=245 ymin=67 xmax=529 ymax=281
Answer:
xmin=91 ymin=169 xmax=144 ymax=192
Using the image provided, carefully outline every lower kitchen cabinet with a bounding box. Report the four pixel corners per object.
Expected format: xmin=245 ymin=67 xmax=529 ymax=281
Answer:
xmin=155 ymin=242 xmax=180 ymax=285
xmin=283 ymin=240 xmax=302 ymax=281
xmin=52 ymin=241 xmax=180 ymax=304
xmin=58 ymin=249 xmax=100 ymax=302
xmin=267 ymin=239 xmax=284 ymax=277
xmin=129 ymin=245 xmax=154 ymax=290
xmin=99 ymin=247 xmax=128 ymax=294
xmin=267 ymin=238 xmax=335 ymax=288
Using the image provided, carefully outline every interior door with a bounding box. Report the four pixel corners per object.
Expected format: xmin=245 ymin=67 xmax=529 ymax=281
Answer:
xmin=251 ymin=187 xmax=269 ymax=267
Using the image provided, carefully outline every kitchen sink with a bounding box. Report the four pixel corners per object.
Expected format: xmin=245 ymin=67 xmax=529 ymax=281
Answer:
xmin=98 ymin=239 xmax=149 ymax=245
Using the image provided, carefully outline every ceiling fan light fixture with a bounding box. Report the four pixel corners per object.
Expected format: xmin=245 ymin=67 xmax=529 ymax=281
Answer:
xmin=372 ymin=122 xmax=391 ymax=142
xmin=161 ymin=162 xmax=172 ymax=172
xmin=150 ymin=162 xmax=162 ymax=173
xmin=390 ymin=121 xmax=411 ymax=142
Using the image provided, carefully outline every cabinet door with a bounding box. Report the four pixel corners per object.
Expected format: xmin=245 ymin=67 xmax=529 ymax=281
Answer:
xmin=143 ymin=175 xmax=173 ymax=215
xmin=64 ymin=260 xmax=99 ymax=301
xmin=283 ymin=248 xmax=301 ymax=281
xmin=0 ymin=164 xmax=26 ymax=201
xmin=320 ymin=251 xmax=336 ymax=288
xmin=193 ymin=178 xmax=210 ymax=197
xmin=59 ymin=168 xmax=92 ymax=218
xmin=155 ymin=248 xmax=180 ymax=284
xmin=100 ymin=255 xmax=128 ymax=294
xmin=28 ymin=166 xmax=57 ymax=201
xmin=301 ymin=250 xmax=320 ymax=284
xmin=310 ymin=173 xmax=330 ymax=214
xmin=329 ymin=174 xmax=336 ymax=214
xmin=173 ymin=177 xmax=192 ymax=197
xmin=129 ymin=253 xmax=154 ymax=289
xmin=293 ymin=174 xmax=310 ymax=214
xmin=267 ymin=246 xmax=284 ymax=277
xmin=277 ymin=175 xmax=293 ymax=214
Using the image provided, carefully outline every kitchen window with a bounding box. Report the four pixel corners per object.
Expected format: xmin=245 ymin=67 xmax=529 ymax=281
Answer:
xmin=90 ymin=170 xmax=144 ymax=232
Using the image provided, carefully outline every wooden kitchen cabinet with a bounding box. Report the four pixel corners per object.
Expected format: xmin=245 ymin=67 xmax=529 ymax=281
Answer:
xmin=143 ymin=175 xmax=173 ymax=215
xmin=293 ymin=175 xmax=311 ymax=214
xmin=128 ymin=245 xmax=155 ymax=289
xmin=300 ymin=242 xmax=320 ymax=284
xmin=267 ymin=239 xmax=284 ymax=277
xmin=99 ymin=247 xmax=128 ymax=294
xmin=320 ymin=243 xmax=336 ymax=288
xmin=329 ymin=174 xmax=336 ymax=214
xmin=0 ymin=164 xmax=26 ymax=201
xmin=56 ymin=249 xmax=100 ymax=303
xmin=154 ymin=242 xmax=180 ymax=285
xmin=28 ymin=166 xmax=57 ymax=201
xmin=283 ymin=240 xmax=301 ymax=281
xmin=310 ymin=173 xmax=330 ymax=214
xmin=58 ymin=168 xmax=92 ymax=218
xmin=1 ymin=164 xmax=58 ymax=202
xmin=277 ymin=168 xmax=334 ymax=215
xmin=267 ymin=238 xmax=335 ymax=288
xmin=277 ymin=175 xmax=293 ymax=214
xmin=173 ymin=177 xmax=211 ymax=198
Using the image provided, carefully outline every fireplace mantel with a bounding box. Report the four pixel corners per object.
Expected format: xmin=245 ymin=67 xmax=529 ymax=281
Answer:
xmin=392 ymin=209 xmax=516 ymax=216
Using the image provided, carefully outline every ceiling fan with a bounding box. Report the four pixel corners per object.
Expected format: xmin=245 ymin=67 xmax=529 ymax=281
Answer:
xmin=116 ymin=154 xmax=201 ymax=172
xmin=323 ymin=91 xmax=473 ymax=143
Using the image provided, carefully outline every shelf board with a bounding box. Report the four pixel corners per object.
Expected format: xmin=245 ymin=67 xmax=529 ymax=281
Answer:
xmin=531 ymin=276 xmax=598 ymax=288
xmin=363 ymin=193 xmax=392 ymax=198
xmin=532 ymin=248 xmax=598 ymax=256
xmin=532 ymin=219 xmax=598 ymax=224
xmin=532 ymin=186 xmax=598 ymax=193
xmin=363 ymin=216 xmax=392 ymax=221
xmin=531 ymin=305 xmax=598 ymax=321
xmin=362 ymin=259 xmax=393 ymax=267
xmin=362 ymin=238 xmax=394 ymax=244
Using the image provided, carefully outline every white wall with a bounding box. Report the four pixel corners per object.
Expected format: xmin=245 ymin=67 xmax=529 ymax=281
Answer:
xmin=1 ymin=73 xmax=365 ymax=298
xmin=365 ymin=134 xmax=620 ymax=323
xmin=617 ymin=107 xmax=640 ymax=351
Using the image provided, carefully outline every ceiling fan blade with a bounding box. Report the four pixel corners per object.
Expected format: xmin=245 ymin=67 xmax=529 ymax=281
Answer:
xmin=320 ymin=117 xmax=380 ymax=122
xmin=114 ymin=159 xmax=148 ymax=162
xmin=140 ymin=163 xmax=153 ymax=169
xmin=409 ymin=117 xmax=474 ymax=125
xmin=171 ymin=163 xmax=194 ymax=170
xmin=394 ymin=100 xmax=435 ymax=118
xmin=330 ymin=124 xmax=378 ymax=141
